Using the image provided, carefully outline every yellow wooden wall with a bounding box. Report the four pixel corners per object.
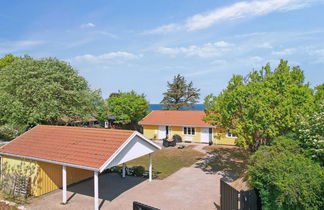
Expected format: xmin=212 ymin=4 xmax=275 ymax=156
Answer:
xmin=169 ymin=126 xmax=201 ymax=143
xmin=143 ymin=125 xmax=236 ymax=145
xmin=1 ymin=156 xmax=93 ymax=196
xmin=143 ymin=125 xmax=158 ymax=139
xmin=214 ymin=128 xmax=237 ymax=145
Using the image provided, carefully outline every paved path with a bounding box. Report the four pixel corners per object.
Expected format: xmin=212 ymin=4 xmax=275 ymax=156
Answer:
xmin=27 ymin=145 xmax=221 ymax=210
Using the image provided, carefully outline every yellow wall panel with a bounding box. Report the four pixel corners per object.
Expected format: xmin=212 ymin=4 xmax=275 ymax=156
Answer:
xmin=169 ymin=126 xmax=201 ymax=143
xmin=214 ymin=128 xmax=237 ymax=145
xmin=142 ymin=125 xmax=236 ymax=145
xmin=1 ymin=156 xmax=93 ymax=196
xmin=143 ymin=125 xmax=158 ymax=139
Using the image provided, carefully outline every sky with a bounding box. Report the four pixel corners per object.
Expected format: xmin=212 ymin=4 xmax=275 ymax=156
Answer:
xmin=1 ymin=0 xmax=324 ymax=103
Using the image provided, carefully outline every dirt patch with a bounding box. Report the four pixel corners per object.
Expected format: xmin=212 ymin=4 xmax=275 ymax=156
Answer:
xmin=0 ymin=201 xmax=19 ymax=210
xmin=230 ymin=177 xmax=251 ymax=191
xmin=199 ymin=145 xmax=250 ymax=182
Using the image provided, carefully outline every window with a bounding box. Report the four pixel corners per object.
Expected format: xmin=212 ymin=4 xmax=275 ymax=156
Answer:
xmin=183 ymin=127 xmax=195 ymax=135
xmin=226 ymin=130 xmax=237 ymax=138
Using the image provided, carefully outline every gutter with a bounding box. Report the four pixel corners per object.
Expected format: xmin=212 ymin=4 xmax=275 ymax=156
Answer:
xmin=0 ymin=152 xmax=100 ymax=172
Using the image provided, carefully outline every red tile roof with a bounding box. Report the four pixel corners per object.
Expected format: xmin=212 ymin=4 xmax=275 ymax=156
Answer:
xmin=0 ymin=125 xmax=136 ymax=170
xmin=139 ymin=110 xmax=213 ymax=127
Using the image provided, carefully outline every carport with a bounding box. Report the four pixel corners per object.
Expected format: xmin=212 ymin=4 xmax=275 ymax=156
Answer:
xmin=0 ymin=125 xmax=161 ymax=210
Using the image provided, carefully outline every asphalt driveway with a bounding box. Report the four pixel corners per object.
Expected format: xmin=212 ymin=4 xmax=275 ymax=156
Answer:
xmin=27 ymin=145 xmax=221 ymax=210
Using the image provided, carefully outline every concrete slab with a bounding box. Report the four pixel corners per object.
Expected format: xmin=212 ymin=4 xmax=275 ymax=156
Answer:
xmin=27 ymin=146 xmax=221 ymax=210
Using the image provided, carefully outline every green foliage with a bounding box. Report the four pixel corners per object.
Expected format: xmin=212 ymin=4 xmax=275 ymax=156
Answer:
xmin=204 ymin=60 xmax=314 ymax=150
xmin=0 ymin=125 xmax=19 ymax=141
xmin=133 ymin=166 xmax=145 ymax=177
xmin=296 ymin=102 xmax=324 ymax=164
xmin=160 ymin=74 xmax=200 ymax=110
xmin=0 ymin=56 xmax=102 ymax=127
xmin=314 ymin=84 xmax=324 ymax=108
xmin=0 ymin=54 xmax=20 ymax=69
xmin=104 ymin=91 xmax=149 ymax=124
xmin=248 ymin=137 xmax=324 ymax=210
xmin=1 ymin=159 xmax=37 ymax=200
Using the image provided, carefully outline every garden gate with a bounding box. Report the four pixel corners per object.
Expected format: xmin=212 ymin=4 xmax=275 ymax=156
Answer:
xmin=220 ymin=179 xmax=260 ymax=210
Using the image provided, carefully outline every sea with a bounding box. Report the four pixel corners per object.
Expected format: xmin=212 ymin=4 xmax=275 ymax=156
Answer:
xmin=149 ymin=104 xmax=205 ymax=111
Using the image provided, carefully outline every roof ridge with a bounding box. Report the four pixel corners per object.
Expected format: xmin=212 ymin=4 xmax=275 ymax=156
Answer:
xmin=37 ymin=125 xmax=134 ymax=132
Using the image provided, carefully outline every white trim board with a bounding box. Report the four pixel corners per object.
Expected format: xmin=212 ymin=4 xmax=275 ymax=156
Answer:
xmin=140 ymin=123 xmax=216 ymax=128
xmin=0 ymin=152 xmax=99 ymax=172
xmin=99 ymin=132 xmax=161 ymax=172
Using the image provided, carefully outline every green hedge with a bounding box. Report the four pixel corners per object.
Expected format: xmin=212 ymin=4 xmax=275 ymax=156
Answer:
xmin=248 ymin=137 xmax=324 ymax=209
xmin=0 ymin=125 xmax=19 ymax=141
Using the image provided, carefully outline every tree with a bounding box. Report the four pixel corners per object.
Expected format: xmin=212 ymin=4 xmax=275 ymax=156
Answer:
xmin=0 ymin=56 xmax=102 ymax=128
xmin=296 ymin=102 xmax=324 ymax=164
xmin=204 ymin=60 xmax=314 ymax=150
xmin=104 ymin=91 xmax=149 ymax=125
xmin=160 ymin=74 xmax=200 ymax=110
xmin=314 ymin=84 xmax=324 ymax=108
xmin=248 ymin=137 xmax=323 ymax=210
xmin=0 ymin=54 xmax=20 ymax=69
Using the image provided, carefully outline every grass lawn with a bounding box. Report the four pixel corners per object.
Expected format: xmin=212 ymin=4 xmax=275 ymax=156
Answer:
xmin=203 ymin=145 xmax=250 ymax=181
xmin=126 ymin=145 xmax=204 ymax=179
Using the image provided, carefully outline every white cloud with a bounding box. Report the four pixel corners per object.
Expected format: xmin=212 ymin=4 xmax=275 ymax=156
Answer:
xmin=272 ymin=48 xmax=296 ymax=56
xmin=93 ymin=30 xmax=118 ymax=39
xmin=157 ymin=41 xmax=234 ymax=58
xmin=14 ymin=40 xmax=45 ymax=47
xmin=145 ymin=24 xmax=183 ymax=34
xmin=70 ymin=51 xmax=143 ymax=64
xmin=309 ymin=49 xmax=324 ymax=63
xmin=147 ymin=0 xmax=323 ymax=33
xmin=249 ymin=56 xmax=264 ymax=62
xmin=80 ymin=23 xmax=96 ymax=28
xmin=0 ymin=40 xmax=45 ymax=54
xmin=257 ymin=42 xmax=273 ymax=49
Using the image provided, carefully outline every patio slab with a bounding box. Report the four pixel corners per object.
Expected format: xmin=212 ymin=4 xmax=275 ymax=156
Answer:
xmin=27 ymin=146 xmax=221 ymax=210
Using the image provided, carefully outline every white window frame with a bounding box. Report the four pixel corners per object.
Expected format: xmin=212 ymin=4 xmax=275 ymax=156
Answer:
xmin=183 ymin=127 xmax=196 ymax=136
xmin=226 ymin=130 xmax=237 ymax=138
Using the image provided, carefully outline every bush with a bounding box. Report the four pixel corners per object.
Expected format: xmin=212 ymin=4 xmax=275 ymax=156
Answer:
xmin=0 ymin=125 xmax=19 ymax=141
xmin=296 ymin=103 xmax=324 ymax=164
xmin=248 ymin=137 xmax=324 ymax=210
xmin=133 ymin=166 xmax=145 ymax=177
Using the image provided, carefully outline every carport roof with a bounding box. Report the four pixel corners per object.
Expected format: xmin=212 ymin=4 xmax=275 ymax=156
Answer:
xmin=0 ymin=125 xmax=160 ymax=171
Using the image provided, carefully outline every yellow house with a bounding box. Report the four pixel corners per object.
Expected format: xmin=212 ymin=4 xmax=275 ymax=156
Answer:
xmin=139 ymin=110 xmax=237 ymax=145
xmin=0 ymin=125 xmax=161 ymax=210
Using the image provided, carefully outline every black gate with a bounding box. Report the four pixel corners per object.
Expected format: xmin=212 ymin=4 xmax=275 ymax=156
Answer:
xmin=240 ymin=189 xmax=261 ymax=210
xmin=221 ymin=179 xmax=239 ymax=210
xmin=220 ymin=179 xmax=261 ymax=210
xmin=133 ymin=201 xmax=160 ymax=210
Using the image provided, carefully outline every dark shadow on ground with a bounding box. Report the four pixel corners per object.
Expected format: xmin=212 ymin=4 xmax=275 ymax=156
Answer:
xmin=195 ymin=146 xmax=250 ymax=182
xmin=67 ymin=172 xmax=146 ymax=202
xmin=67 ymin=192 xmax=77 ymax=202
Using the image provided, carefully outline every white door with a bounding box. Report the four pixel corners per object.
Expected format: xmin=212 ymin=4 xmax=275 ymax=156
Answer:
xmin=158 ymin=126 xmax=167 ymax=139
xmin=200 ymin=128 xmax=209 ymax=143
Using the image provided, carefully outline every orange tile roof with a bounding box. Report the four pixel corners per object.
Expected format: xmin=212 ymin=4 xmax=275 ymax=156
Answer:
xmin=0 ymin=125 xmax=135 ymax=170
xmin=139 ymin=110 xmax=213 ymax=127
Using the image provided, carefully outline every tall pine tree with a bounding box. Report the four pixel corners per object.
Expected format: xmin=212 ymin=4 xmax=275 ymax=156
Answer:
xmin=160 ymin=74 xmax=200 ymax=110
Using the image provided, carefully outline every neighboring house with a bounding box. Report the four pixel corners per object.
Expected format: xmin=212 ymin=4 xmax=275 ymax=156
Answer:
xmin=139 ymin=110 xmax=237 ymax=145
xmin=59 ymin=116 xmax=100 ymax=127
xmin=0 ymin=125 xmax=160 ymax=209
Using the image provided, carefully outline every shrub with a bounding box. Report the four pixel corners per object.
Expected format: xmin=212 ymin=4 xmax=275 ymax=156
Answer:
xmin=133 ymin=166 xmax=145 ymax=177
xmin=296 ymin=103 xmax=324 ymax=164
xmin=0 ymin=125 xmax=19 ymax=141
xmin=248 ymin=137 xmax=324 ymax=210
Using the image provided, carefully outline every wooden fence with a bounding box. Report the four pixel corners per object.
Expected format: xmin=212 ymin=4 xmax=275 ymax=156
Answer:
xmin=220 ymin=179 xmax=261 ymax=210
